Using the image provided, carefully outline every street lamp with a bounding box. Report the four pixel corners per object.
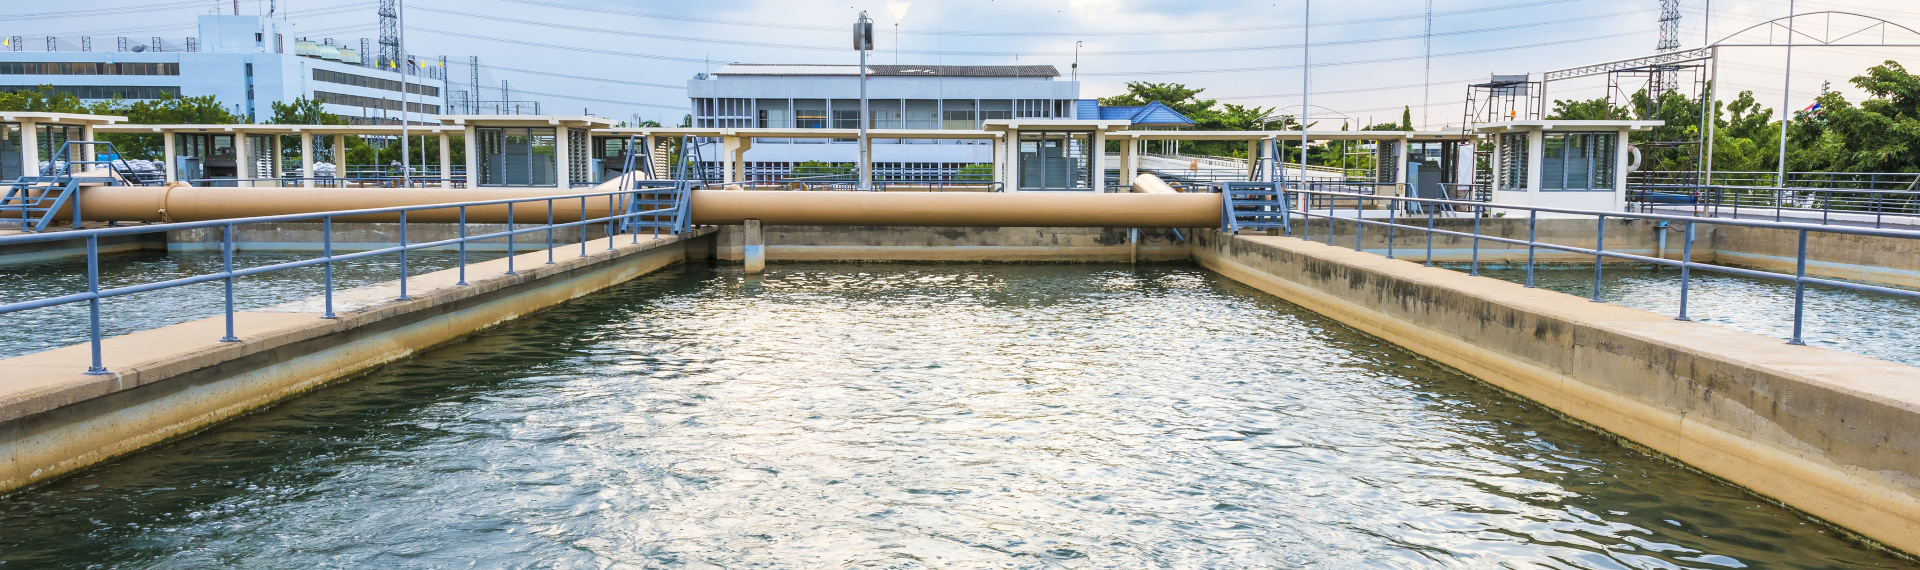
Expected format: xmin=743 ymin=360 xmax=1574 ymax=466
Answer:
xmin=854 ymin=11 xmax=873 ymax=191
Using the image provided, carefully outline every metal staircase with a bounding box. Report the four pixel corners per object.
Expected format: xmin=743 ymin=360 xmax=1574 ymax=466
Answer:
xmin=3 ymin=141 xmax=144 ymax=233
xmin=616 ymin=135 xmax=714 ymax=236
xmin=1220 ymin=138 xmax=1293 ymax=233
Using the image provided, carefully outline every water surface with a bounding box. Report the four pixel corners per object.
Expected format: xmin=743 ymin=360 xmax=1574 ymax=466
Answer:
xmin=0 ymin=263 xmax=1908 ymax=568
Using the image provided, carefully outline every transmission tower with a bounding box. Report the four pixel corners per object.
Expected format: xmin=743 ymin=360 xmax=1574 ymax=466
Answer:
xmin=377 ymin=0 xmax=400 ymax=72
xmin=1653 ymin=0 xmax=1682 ymax=100
xmin=470 ymin=56 xmax=481 ymax=114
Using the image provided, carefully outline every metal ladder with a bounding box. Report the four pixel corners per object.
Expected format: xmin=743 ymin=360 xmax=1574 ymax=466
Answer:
xmin=1219 ymin=138 xmax=1292 ymax=234
xmin=616 ymin=134 xmax=710 ymax=236
xmin=3 ymin=141 xmax=137 ymax=233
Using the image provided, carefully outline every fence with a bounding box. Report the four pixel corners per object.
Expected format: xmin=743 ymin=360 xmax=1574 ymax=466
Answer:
xmin=0 ymin=188 xmax=686 ymax=375
xmin=1629 ymin=184 xmax=1920 ymax=228
xmin=1224 ymin=187 xmax=1920 ymax=346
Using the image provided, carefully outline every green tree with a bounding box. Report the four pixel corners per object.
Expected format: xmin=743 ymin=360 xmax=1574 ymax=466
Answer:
xmin=0 ymin=86 xmax=93 ymax=113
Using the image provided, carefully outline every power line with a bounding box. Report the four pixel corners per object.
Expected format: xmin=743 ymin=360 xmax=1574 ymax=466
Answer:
xmin=474 ymin=64 xmax=686 ymax=90
xmin=501 ymin=87 xmax=684 ymax=110
xmin=1079 ymin=29 xmax=1646 ymax=77
xmin=493 ymin=0 xmax=1588 ymax=37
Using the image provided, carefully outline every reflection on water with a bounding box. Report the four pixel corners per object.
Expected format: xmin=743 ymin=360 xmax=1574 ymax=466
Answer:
xmin=1458 ymin=263 xmax=1920 ymax=367
xmin=0 ymin=249 xmax=504 ymax=359
xmin=0 ymin=263 xmax=1908 ymax=568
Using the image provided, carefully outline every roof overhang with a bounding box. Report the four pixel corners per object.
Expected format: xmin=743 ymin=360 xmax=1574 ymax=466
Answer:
xmin=436 ymin=115 xmax=617 ymax=129
xmin=95 ymin=124 xmax=463 ymax=135
xmin=1473 ymin=120 xmax=1665 ymax=133
xmin=982 ymin=119 xmax=1132 ymax=133
xmin=0 ymin=112 xmax=127 ymax=126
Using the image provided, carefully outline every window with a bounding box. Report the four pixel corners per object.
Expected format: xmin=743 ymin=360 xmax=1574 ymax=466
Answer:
xmin=1015 ymin=99 xmax=1054 ymax=118
xmin=942 ymin=100 xmax=976 ymax=130
xmin=1539 ymin=132 xmax=1614 ymax=192
xmin=980 ymin=100 xmax=1012 ymax=122
xmin=870 ymin=105 xmax=902 ymax=129
xmin=1017 ymin=131 xmax=1092 ymax=190
xmin=312 ymin=68 xmax=438 ymax=96
xmin=905 ymin=100 xmax=937 ymax=130
xmin=795 ymin=99 xmax=826 ymax=129
xmin=312 ymin=90 xmax=439 ymax=114
xmin=756 ymin=99 xmax=789 ymax=128
xmin=0 ymin=62 xmax=180 ymax=75
xmin=832 ymin=110 xmax=861 ymax=129
xmin=1498 ymin=133 xmax=1528 ymax=191
xmin=477 ymin=127 xmax=557 ymax=186
xmin=0 ymin=85 xmax=179 ymax=99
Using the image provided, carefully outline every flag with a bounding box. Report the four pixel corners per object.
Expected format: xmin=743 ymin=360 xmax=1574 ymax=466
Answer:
xmin=1802 ymin=101 xmax=1822 ymax=113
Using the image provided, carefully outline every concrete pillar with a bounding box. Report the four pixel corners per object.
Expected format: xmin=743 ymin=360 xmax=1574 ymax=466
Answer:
xmin=271 ymin=134 xmax=284 ymax=182
xmin=721 ymin=136 xmax=752 ymax=184
xmin=1394 ymin=136 xmax=1410 ymax=197
xmin=1527 ymin=129 xmax=1544 ymax=204
xmin=463 ymin=127 xmax=478 ymax=187
xmin=300 ymin=131 xmax=314 ymax=189
xmin=1004 ymin=132 xmax=1021 ymax=192
xmin=742 ymin=218 xmax=765 ymax=274
xmin=162 ymin=132 xmax=177 ymax=183
xmin=991 ymin=135 xmax=1006 ymax=188
xmin=1123 ymin=138 xmax=1139 ymax=186
xmin=554 ymin=127 xmax=570 ymax=189
xmin=332 ymin=134 xmax=347 ymax=186
xmin=82 ymin=125 xmax=96 ymax=170
xmin=236 ymin=131 xmax=252 ymax=182
xmin=1247 ymin=139 xmax=1260 ymax=181
xmin=20 ymin=121 xmax=38 ymax=175
xmin=1091 ymin=130 xmax=1107 ymax=193
xmin=438 ymin=133 xmax=451 ymax=189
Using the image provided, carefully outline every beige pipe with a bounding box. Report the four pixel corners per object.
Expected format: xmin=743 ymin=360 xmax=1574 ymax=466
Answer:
xmin=68 ymin=185 xmax=1220 ymax=228
xmin=689 ymin=190 xmax=1219 ymax=228
xmin=1131 ymin=173 xmax=1177 ymax=194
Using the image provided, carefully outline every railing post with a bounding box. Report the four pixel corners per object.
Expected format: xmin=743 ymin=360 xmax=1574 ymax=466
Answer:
xmin=84 ymin=235 xmax=108 ymax=375
xmin=1470 ymin=206 xmax=1481 ymax=276
xmin=1591 ymin=215 xmax=1605 ymax=303
xmin=547 ymin=198 xmax=556 ymax=265
xmin=322 ymin=216 xmax=336 ymax=319
xmin=220 ymin=223 xmax=239 ymax=342
xmin=1677 ymin=221 xmax=1694 ymax=321
xmin=457 ymin=206 xmax=468 ymax=286
xmin=1525 ymin=210 xmax=1537 ymax=288
xmin=1354 ymin=194 xmax=1363 ymax=252
xmin=506 ymin=202 xmax=517 ymax=275
xmin=608 ymin=194 xmax=618 ymax=250
xmin=1424 ymin=203 xmax=1434 ymax=267
xmin=580 ymin=195 xmax=589 ymax=257
xmin=1386 ymin=197 xmax=1395 ymax=259
xmin=397 ymin=210 xmax=410 ymax=301
xmin=1790 ymin=228 xmax=1808 ymax=345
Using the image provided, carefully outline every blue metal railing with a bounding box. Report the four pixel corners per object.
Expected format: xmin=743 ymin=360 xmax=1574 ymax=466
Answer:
xmin=1226 ymin=187 xmax=1920 ymax=346
xmin=0 ymin=188 xmax=685 ymax=375
xmin=1629 ymin=184 xmax=1920 ymax=228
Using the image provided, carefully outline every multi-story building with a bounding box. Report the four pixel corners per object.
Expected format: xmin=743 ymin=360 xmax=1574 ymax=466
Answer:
xmin=687 ymin=64 xmax=1148 ymax=181
xmin=0 ymin=15 xmax=442 ymax=125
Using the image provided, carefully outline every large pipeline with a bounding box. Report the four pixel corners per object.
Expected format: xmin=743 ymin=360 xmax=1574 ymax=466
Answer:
xmin=66 ymin=185 xmax=1222 ymax=228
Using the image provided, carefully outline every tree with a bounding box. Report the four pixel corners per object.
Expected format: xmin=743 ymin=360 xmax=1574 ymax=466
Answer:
xmin=1098 ymin=81 xmax=1217 ymax=119
xmin=0 ymin=86 xmax=93 ymax=114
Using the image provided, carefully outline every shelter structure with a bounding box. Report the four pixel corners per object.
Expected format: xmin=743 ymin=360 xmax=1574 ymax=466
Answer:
xmin=95 ymin=122 xmax=463 ymax=187
xmin=1 ymin=112 xmax=127 ymax=180
xmin=1475 ymin=120 xmax=1662 ymax=213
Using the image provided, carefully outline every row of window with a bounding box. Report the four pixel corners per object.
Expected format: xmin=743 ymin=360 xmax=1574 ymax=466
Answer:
xmin=1498 ymin=132 xmax=1617 ymax=192
xmin=0 ymin=84 xmax=179 ymax=99
xmin=0 ymin=62 xmax=180 ymax=76
xmin=311 ymin=68 xmax=438 ymax=97
xmin=313 ymin=90 xmax=440 ymax=114
xmin=693 ymin=98 xmax=1069 ymax=129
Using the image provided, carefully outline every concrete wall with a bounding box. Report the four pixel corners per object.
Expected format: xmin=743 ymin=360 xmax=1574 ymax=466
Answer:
xmin=713 ymin=225 xmax=1190 ymax=263
xmin=166 ymin=222 xmax=617 ymax=252
xmin=0 ymin=231 xmax=164 ymax=266
xmin=0 ymin=229 xmax=713 ymax=494
xmin=1193 ymin=230 xmax=1920 ymax=555
xmin=1712 ymin=224 xmax=1920 ymax=290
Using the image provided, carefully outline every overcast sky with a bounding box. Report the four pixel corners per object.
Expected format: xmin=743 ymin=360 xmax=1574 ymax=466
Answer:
xmin=26 ymin=0 xmax=1920 ymax=128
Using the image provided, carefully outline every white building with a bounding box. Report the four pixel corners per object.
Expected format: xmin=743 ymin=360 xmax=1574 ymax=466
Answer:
xmin=0 ymin=16 xmax=443 ymax=125
xmin=685 ymin=64 xmax=1082 ymax=181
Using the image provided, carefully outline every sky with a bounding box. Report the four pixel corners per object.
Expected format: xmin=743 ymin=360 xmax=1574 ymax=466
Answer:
xmin=18 ymin=0 xmax=1920 ymax=129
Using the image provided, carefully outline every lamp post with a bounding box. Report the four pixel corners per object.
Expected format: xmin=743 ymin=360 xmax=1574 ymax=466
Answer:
xmin=398 ymin=0 xmax=410 ymax=188
xmin=855 ymin=11 xmax=873 ymax=191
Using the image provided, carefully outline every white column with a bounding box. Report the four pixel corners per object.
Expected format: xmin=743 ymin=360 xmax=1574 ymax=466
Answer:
xmin=1004 ymin=131 xmax=1021 ymax=192
xmin=742 ymin=218 xmax=765 ymax=274
xmin=438 ymin=133 xmax=451 ymax=189
xmin=1527 ymin=129 xmax=1544 ymax=204
xmin=1614 ymin=127 xmax=1631 ymax=211
xmin=82 ymin=125 xmax=96 ymax=170
xmin=236 ymin=131 xmax=252 ymax=182
xmin=162 ymin=131 xmax=177 ymax=183
xmin=271 ymin=134 xmax=284 ymax=182
xmin=1394 ymin=136 xmax=1410 ymax=197
xmin=1119 ymin=135 xmax=1136 ymax=188
xmin=300 ymin=131 xmax=314 ymax=189
xmin=463 ymin=127 xmax=478 ymax=187
xmin=20 ymin=121 xmax=38 ymax=175
xmin=553 ymin=126 xmax=570 ymax=189
xmin=1091 ymin=130 xmax=1107 ymax=193
xmin=991 ymin=135 xmax=1006 ymax=188
xmin=332 ymin=134 xmax=347 ymax=186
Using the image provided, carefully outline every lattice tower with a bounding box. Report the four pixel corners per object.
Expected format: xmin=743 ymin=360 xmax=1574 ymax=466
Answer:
xmin=1653 ymin=0 xmax=1682 ymax=100
xmin=377 ymin=0 xmax=400 ymax=73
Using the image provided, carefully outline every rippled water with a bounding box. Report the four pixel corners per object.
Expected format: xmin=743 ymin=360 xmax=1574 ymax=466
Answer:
xmin=1456 ymin=263 xmax=1920 ymax=367
xmin=1 ymin=263 xmax=1910 ymax=568
xmin=0 ymin=249 xmax=505 ymax=359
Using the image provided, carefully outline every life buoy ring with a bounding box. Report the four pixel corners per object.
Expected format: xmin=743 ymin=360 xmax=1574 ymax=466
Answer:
xmin=1626 ymin=145 xmax=1642 ymax=172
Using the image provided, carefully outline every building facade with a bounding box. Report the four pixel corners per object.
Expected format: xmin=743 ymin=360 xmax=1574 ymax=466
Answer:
xmin=685 ymin=64 xmax=1083 ymax=181
xmin=0 ymin=16 xmax=442 ymax=125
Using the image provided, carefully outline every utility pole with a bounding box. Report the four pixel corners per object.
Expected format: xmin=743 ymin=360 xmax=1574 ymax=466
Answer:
xmin=855 ymin=11 xmax=873 ymax=191
xmin=1072 ymin=41 xmax=1082 ymax=82
xmin=1776 ymin=0 xmax=1795 ymax=187
xmin=1301 ymin=0 xmax=1310 ymax=175
xmin=1422 ymin=0 xmax=1431 ymax=131
xmin=398 ymin=0 xmax=410 ymax=187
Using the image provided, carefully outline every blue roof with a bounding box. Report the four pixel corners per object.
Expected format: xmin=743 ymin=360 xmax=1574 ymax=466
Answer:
xmin=1077 ymin=99 xmax=1196 ymax=126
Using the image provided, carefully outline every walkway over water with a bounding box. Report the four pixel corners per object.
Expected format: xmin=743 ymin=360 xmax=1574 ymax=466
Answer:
xmin=1 ymin=263 xmax=1904 ymax=567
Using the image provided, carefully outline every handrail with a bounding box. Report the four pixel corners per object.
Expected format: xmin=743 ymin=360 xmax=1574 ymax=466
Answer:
xmin=0 ymin=187 xmax=688 ymax=375
xmin=1245 ymin=187 xmax=1920 ymax=347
